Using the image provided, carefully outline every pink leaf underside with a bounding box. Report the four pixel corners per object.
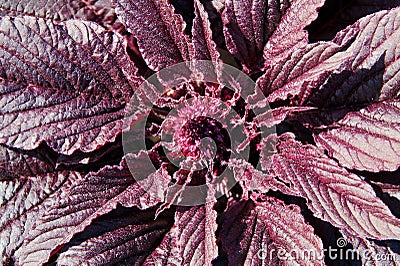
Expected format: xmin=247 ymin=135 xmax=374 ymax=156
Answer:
xmin=343 ymin=233 xmax=400 ymax=266
xmin=144 ymin=203 xmax=218 ymax=265
xmin=114 ymin=0 xmax=190 ymax=71
xmin=0 ymin=171 xmax=82 ymax=263
xmin=0 ymin=0 xmax=118 ymax=30
xmin=260 ymin=133 xmax=400 ymax=240
xmin=259 ymin=7 xmax=400 ymax=104
xmin=220 ymin=198 xmax=324 ymax=266
xmin=313 ymin=99 xmax=400 ymax=172
xmin=222 ymin=0 xmax=324 ymax=73
xmin=16 ymin=152 xmax=171 ymax=265
xmin=0 ymin=17 xmax=142 ymax=155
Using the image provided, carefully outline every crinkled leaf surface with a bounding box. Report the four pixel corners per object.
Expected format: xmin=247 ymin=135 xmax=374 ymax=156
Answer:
xmin=0 ymin=142 xmax=83 ymax=263
xmin=0 ymin=17 xmax=141 ymax=155
xmin=308 ymin=0 xmax=400 ymax=42
xmin=259 ymin=7 xmax=400 ymax=104
xmin=308 ymin=7 xmax=400 ymax=106
xmin=0 ymin=0 xmax=84 ymax=19
xmin=257 ymin=41 xmax=350 ymax=103
xmin=255 ymin=106 xmax=315 ymax=128
xmin=313 ymin=99 xmax=400 ymax=172
xmin=56 ymin=205 xmax=175 ymax=265
xmin=114 ymin=0 xmax=190 ymax=70
xmin=221 ymin=0 xmax=284 ymax=72
xmin=290 ymin=8 xmax=400 ymax=172
xmin=17 ymin=154 xmax=170 ymax=265
xmin=191 ymin=0 xmax=221 ymax=64
xmin=0 ymin=170 xmax=82 ymax=264
xmin=0 ymin=144 xmax=55 ymax=177
xmin=0 ymin=0 xmax=121 ymax=32
xmin=170 ymin=0 xmax=195 ymax=28
xmin=222 ymin=0 xmax=324 ymax=73
xmin=220 ymin=198 xmax=324 ymax=266
xmin=228 ymin=159 xmax=295 ymax=197
xmin=186 ymin=0 xmax=223 ymax=81
xmin=262 ymin=0 xmax=325 ymax=65
xmin=261 ymin=133 xmax=400 ymax=240
xmin=50 ymin=203 xmax=217 ymax=265
xmin=144 ymin=203 xmax=218 ymax=265
xmin=0 ymin=0 xmax=399 ymax=265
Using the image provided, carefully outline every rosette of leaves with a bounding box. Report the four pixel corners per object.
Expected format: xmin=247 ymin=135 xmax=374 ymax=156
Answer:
xmin=0 ymin=0 xmax=399 ymax=265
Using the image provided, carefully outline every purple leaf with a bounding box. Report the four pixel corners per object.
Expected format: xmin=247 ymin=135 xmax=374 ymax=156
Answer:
xmin=169 ymin=0 xmax=195 ymax=27
xmin=144 ymin=203 xmax=218 ymax=265
xmin=308 ymin=7 xmax=400 ymax=106
xmin=222 ymin=0 xmax=325 ymax=73
xmin=55 ymin=205 xmax=175 ymax=265
xmin=262 ymin=0 xmax=325 ymax=65
xmin=295 ymin=9 xmax=400 ymax=172
xmin=202 ymin=0 xmax=226 ymax=47
xmin=0 ymin=144 xmax=55 ymax=176
xmin=228 ymin=159 xmax=295 ymax=197
xmin=257 ymin=42 xmax=350 ymax=103
xmin=222 ymin=0 xmax=287 ymax=72
xmin=0 ymin=142 xmax=83 ymax=262
xmin=328 ymin=8 xmax=400 ymax=100
xmin=220 ymin=198 xmax=324 ymax=265
xmin=255 ymin=106 xmax=316 ymax=128
xmin=0 ymin=17 xmax=142 ymax=155
xmin=191 ymin=0 xmax=221 ymax=63
xmin=0 ymin=171 xmax=82 ymax=263
xmin=306 ymin=55 xmax=387 ymax=109
xmin=0 ymin=0 xmax=90 ymax=20
xmin=259 ymin=7 xmax=400 ymax=104
xmin=261 ymin=133 xmax=400 ymax=240
xmin=189 ymin=0 xmax=223 ymax=82
xmin=1 ymin=1 xmax=400 ymax=264
xmin=114 ymin=0 xmax=190 ymax=70
xmin=0 ymin=0 xmax=120 ymax=31
xmin=53 ymin=204 xmax=217 ymax=265
xmin=308 ymin=0 xmax=400 ymax=42
xmin=16 ymin=154 xmax=170 ymax=265
xmin=313 ymin=99 xmax=400 ymax=172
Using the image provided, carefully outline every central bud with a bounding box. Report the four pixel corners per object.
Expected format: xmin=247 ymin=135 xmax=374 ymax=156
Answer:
xmin=161 ymin=96 xmax=234 ymax=175
xmin=178 ymin=116 xmax=220 ymax=159
xmin=177 ymin=116 xmax=230 ymax=175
